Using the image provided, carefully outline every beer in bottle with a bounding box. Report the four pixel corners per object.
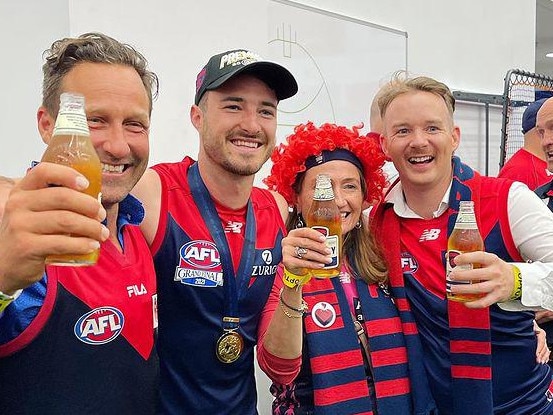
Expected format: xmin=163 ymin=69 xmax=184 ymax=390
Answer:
xmin=41 ymin=92 xmax=102 ymax=266
xmin=306 ymin=174 xmax=342 ymax=278
xmin=446 ymin=200 xmax=484 ymax=302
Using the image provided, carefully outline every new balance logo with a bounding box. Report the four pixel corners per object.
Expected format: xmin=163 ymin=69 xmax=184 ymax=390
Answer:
xmin=419 ymin=229 xmax=441 ymax=241
xmin=224 ymin=221 xmax=243 ymax=234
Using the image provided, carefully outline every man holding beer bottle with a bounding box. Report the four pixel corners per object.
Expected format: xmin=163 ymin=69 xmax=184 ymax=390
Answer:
xmin=371 ymin=74 xmax=553 ymax=414
xmin=0 ymin=33 xmax=159 ymax=414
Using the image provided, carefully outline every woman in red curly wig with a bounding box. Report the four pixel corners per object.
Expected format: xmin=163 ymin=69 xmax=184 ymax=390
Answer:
xmin=256 ymin=122 xmax=437 ymax=415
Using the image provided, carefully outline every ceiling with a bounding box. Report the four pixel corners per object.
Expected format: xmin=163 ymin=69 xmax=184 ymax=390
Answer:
xmin=536 ymin=0 xmax=553 ymax=77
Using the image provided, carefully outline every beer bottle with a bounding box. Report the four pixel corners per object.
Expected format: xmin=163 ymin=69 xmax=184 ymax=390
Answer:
xmin=446 ymin=200 xmax=484 ymax=302
xmin=306 ymin=174 xmax=342 ymax=278
xmin=41 ymin=92 xmax=102 ymax=266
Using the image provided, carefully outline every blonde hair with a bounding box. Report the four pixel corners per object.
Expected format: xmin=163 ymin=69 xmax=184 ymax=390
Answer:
xmin=378 ymin=72 xmax=455 ymax=120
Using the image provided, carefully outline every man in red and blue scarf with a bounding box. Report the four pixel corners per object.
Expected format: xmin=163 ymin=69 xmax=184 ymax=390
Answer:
xmin=372 ymin=74 xmax=553 ymax=415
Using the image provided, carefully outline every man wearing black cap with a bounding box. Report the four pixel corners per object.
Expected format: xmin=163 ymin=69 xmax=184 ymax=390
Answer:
xmin=498 ymin=98 xmax=551 ymax=190
xmin=132 ymin=49 xmax=298 ymax=414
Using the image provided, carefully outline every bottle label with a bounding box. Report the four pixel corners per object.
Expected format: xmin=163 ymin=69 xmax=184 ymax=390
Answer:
xmin=454 ymin=214 xmax=477 ymax=230
xmin=445 ymin=249 xmax=473 ymax=292
xmin=454 ymin=202 xmax=478 ymax=230
xmin=53 ymin=108 xmax=90 ymax=137
xmin=313 ymin=226 xmax=339 ymax=269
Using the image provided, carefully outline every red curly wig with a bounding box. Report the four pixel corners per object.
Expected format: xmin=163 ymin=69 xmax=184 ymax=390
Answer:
xmin=264 ymin=122 xmax=387 ymax=206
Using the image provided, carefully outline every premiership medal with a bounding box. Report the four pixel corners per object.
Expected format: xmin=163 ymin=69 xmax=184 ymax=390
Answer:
xmin=216 ymin=330 xmax=244 ymax=363
xmin=189 ymin=164 xmax=255 ymax=366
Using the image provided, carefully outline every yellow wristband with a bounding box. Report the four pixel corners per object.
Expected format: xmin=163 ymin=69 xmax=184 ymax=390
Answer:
xmin=282 ymin=267 xmax=312 ymax=289
xmin=509 ymin=265 xmax=522 ymax=300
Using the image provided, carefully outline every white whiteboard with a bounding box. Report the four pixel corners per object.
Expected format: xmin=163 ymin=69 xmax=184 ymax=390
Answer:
xmin=255 ymin=0 xmax=408 ymax=184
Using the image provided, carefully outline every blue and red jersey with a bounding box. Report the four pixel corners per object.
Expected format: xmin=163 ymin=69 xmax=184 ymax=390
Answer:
xmin=0 ymin=197 xmax=158 ymax=414
xmin=152 ymin=157 xmax=286 ymax=414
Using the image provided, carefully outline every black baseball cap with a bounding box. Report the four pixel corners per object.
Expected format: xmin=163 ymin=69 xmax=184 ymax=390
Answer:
xmin=194 ymin=49 xmax=298 ymax=105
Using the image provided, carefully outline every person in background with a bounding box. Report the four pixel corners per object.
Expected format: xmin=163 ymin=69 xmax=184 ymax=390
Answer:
xmin=368 ymin=82 xmax=399 ymax=186
xmin=534 ymin=96 xmax=553 ymax=368
xmin=372 ymin=73 xmax=553 ymax=415
xmin=536 ymin=96 xmax=553 ymax=209
xmin=131 ymin=49 xmax=298 ymax=414
xmin=258 ymin=122 xmax=437 ymax=415
xmin=497 ymin=98 xmax=553 ymax=368
xmin=498 ymin=98 xmax=551 ymax=190
xmin=0 ymin=33 xmax=159 ymax=414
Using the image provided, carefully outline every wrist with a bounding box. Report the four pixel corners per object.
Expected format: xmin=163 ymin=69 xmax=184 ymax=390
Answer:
xmin=509 ymin=265 xmax=522 ymax=300
xmin=282 ymin=267 xmax=312 ymax=289
xmin=279 ymin=288 xmax=308 ymax=318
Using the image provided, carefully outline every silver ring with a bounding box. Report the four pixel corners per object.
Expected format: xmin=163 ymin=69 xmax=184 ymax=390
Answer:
xmin=294 ymin=246 xmax=308 ymax=259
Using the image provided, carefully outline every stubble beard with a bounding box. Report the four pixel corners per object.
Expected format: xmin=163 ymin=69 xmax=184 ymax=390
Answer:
xmin=205 ymin=129 xmax=274 ymax=177
xmin=219 ymin=149 xmax=271 ymax=176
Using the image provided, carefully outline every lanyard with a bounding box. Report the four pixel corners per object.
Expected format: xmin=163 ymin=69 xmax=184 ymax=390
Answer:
xmin=188 ymin=162 xmax=256 ymax=331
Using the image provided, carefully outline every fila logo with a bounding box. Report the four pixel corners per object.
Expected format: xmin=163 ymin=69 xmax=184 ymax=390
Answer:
xmin=419 ymin=228 xmax=441 ymax=241
xmin=127 ymin=283 xmax=148 ymax=297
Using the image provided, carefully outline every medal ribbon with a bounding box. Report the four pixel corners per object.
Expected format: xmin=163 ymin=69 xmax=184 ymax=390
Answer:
xmin=188 ymin=162 xmax=256 ymax=333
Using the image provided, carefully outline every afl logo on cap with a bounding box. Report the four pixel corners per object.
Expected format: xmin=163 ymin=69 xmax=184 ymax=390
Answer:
xmin=74 ymin=306 xmax=124 ymax=345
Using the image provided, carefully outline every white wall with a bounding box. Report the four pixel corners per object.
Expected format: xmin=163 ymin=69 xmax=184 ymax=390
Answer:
xmin=0 ymin=1 xmax=536 ymax=412
xmin=0 ymin=0 xmax=536 ymax=177
xmin=0 ymin=0 xmax=69 ymax=175
xmin=293 ymin=0 xmax=536 ymax=176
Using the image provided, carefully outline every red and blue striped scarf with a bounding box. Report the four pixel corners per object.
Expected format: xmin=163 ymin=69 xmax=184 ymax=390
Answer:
xmin=300 ymin=269 xmax=436 ymax=415
xmin=373 ymin=157 xmax=520 ymax=415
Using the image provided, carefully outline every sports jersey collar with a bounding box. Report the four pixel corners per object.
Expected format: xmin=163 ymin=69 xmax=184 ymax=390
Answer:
xmin=117 ymin=194 xmax=145 ymax=227
xmin=385 ymin=180 xmax=452 ymax=219
xmin=113 ymin=194 xmax=145 ymax=248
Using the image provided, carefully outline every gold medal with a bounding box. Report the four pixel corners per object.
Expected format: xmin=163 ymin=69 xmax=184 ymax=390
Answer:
xmin=216 ymin=330 xmax=244 ymax=363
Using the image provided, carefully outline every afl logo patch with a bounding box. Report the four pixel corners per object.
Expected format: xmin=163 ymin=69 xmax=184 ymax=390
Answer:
xmin=174 ymin=240 xmax=223 ymax=287
xmin=311 ymin=301 xmax=336 ymax=328
xmin=400 ymin=252 xmax=418 ymax=273
xmin=180 ymin=240 xmax=220 ymax=269
xmin=74 ymin=306 xmax=124 ymax=345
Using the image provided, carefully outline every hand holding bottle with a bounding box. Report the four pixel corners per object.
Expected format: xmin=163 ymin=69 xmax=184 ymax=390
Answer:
xmin=446 ymin=250 xmax=517 ymax=308
xmin=306 ymin=174 xmax=342 ymax=278
xmin=281 ymin=227 xmax=332 ymax=278
xmin=40 ymin=92 xmax=102 ymax=266
xmin=0 ymin=162 xmax=107 ymax=294
xmin=446 ymin=200 xmax=484 ymax=302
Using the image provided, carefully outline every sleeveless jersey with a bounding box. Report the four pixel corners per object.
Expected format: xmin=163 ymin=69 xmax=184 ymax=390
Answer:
xmin=0 ymin=225 xmax=158 ymax=415
xmin=152 ymin=157 xmax=285 ymax=415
